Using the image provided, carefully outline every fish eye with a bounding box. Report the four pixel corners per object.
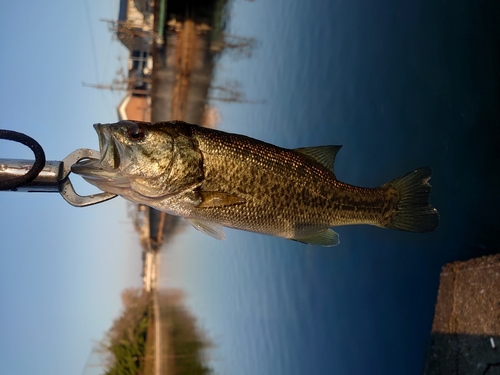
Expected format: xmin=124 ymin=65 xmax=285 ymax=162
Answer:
xmin=127 ymin=125 xmax=145 ymax=141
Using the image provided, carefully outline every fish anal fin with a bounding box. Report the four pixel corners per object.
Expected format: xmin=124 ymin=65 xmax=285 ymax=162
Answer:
xmin=186 ymin=218 xmax=226 ymax=240
xmin=294 ymin=229 xmax=340 ymax=247
xmin=294 ymin=145 xmax=342 ymax=174
xmin=197 ymin=191 xmax=246 ymax=208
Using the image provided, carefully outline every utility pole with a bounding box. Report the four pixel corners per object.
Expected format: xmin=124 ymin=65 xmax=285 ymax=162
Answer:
xmin=82 ymin=82 xmax=149 ymax=96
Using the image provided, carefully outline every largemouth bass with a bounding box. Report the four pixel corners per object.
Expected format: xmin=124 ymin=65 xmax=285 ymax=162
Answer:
xmin=72 ymin=120 xmax=439 ymax=246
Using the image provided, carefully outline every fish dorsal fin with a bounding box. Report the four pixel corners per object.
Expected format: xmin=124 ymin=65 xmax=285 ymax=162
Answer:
xmin=186 ymin=218 xmax=226 ymax=240
xmin=294 ymin=145 xmax=342 ymax=173
xmin=294 ymin=229 xmax=340 ymax=247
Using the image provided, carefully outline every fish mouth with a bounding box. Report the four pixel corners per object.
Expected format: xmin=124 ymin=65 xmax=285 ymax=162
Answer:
xmin=71 ymin=158 xmax=121 ymax=183
xmin=71 ymin=124 xmax=130 ymax=191
xmin=94 ymin=123 xmax=121 ymax=170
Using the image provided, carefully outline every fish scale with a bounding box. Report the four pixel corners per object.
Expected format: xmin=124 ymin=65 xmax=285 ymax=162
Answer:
xmin=192 ymin=128 xmax=335 ymax=234
xmin=190 ymin=125 xmax=395 ymax=234
xmin=71 ymin=120 xmax=440 ymax=247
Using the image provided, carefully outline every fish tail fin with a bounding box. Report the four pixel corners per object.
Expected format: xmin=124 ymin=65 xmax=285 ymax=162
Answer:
xmin=383 ymin=167 xmax=439 ymax=233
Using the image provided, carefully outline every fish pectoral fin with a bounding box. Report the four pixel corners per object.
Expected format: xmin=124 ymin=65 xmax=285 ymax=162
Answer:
xmin=197 ymin=191 xmax=246 ymax=208
xmin=294 ymin=229 xmax=340 ymax=247
xmin=294 ymin=145 xmax=342 ymax=174
xmin=186 ymin=218 xmax=226 ymax=240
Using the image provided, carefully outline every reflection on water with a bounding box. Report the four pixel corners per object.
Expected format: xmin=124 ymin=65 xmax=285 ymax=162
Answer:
xmin=143 ymin=0 xmax=500 ymax=374
xmin=88 ymin=287 xmax=213 ymax=375
xmin=157 ymin=289 xmax=213 ymax=375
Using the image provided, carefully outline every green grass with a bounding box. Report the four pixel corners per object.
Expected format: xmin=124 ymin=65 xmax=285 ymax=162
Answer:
xmin=101 ymin=289 xmax=150 ymax=375
xmin=100 ymin=288 xmax=214 ymax=375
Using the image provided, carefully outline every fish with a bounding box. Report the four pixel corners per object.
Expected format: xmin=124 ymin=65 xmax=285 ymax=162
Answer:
xmin=71 ymin=120 xmax=439 ymax=247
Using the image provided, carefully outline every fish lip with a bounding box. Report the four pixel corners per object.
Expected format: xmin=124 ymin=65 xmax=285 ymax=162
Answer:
xmin=70 ymin=123 xmax=137 ymax=194
xmin=71 ymin=157 xmax=131 ymax=189
xmin=93 ymin=123 xmax=121 ymax=170
xmin=70 ymin=158 xmax=109 ymax=180
xmin=71 ymin=123 xmax=123 ymax=183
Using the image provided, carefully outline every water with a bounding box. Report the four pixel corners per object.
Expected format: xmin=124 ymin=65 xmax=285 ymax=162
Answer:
xmin=159 ymin=0 xmax=499 ymax=374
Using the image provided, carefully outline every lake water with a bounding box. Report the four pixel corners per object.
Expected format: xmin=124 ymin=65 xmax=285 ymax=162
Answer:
xmin=159 ymin=0 xmax=499 ymax=374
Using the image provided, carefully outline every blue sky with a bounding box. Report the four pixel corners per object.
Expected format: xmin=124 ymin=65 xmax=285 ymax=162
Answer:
xmin=0 ymin=1 xmax=141 ymax=374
